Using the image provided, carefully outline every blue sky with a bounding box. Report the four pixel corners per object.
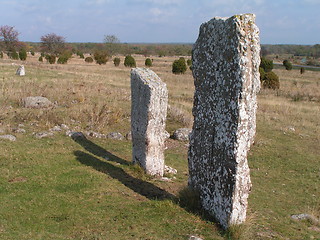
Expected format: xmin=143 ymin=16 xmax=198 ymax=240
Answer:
xmin=1 ymin=0 xmax=319 ymax=44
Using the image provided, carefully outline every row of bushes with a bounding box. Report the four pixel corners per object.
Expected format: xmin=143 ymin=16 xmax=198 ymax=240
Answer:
xmin=0 ymin=49 xmax=28 ymax=61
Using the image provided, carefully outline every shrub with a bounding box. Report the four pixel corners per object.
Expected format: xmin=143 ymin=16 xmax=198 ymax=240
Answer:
xmin=300 ymin=67 xmax=305 ymax=74
xmin=259 ymin=67 xmax=266 ymax=82
xmin=145 ymin=58 xmax=152 ymax=67
xmin=45 ymin=54 xmax=56 ymax=64
xmin=283 ymin=59 xmax=292 ymax=70
xmin=260 ymin=57 xmax=273 ymax=72
xmin=0 ymin=52 xmax=3 ymax=58
xmin=262 ymin=71 xmax=280 ymax=89
xmin=94 ymin=50 xmax=109 ymax=65
xmin=172 ymin=57 xmax=187 ymax=74
xmin=30 ymin=50 xmax=35 ymax=56
xmin=57 ymin=55 xmax=69 ymax=64
xmin=124 ymin=55 xmax=136 ymax=67
xmin=19 ymin=49 xmax=27 ymax=61
xmin=38 ymin=56 xmax=43 ymax=62
xmin=113 ymin=57 xmax=120 ymax=66
xmin=85 ymin=57 xmax=93 ymax=63
xmin=186 ymin=59 xmax=192 ymax=66
xmin=10 ymin=51 xmax=19 ymax=60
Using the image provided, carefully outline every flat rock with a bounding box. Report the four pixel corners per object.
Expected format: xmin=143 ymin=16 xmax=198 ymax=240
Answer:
xmin=34 ymin=131 xmax=54 ymax=139
xmin=12 ymin=128 xmax=26 ymax=133
xmin=172 ymin=128 xmax=191 ymax=141
xmin=21 ymin=96 xmax=53 ymax=108
xmin=0 ymin=134 xmax=16 ymax=141
xmin=85 ymin=131 xmax=106 ymax=138
xmin=67 ymin=131 xmax=86 ymax=140
xmin=164 ymin=165 xmax=178 ymax=175
xmin=107 ymin=132 xmax=124 ymax=140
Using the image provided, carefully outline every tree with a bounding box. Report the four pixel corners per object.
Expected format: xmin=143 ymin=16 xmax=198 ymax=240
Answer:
xmin=93 ymin=50 xmax=109 ymax=65
xmin=172 ymin=57 xmax=187 ymax=74
xmin=283 ymin=59 xmax=292 ymax=70
xmin=19 ymin=48 xmax=27 ymax=61
xmin=262 ymin=71 xmax=280 ymax=90
xmin=145 ymin=58 xmax=152 ymax=67
xmin=124 ymin=55 xmax=136 ymax=67
xmin=104 ymin=35 xmax=120 ymax=55
xmin=104 ymin=35 xmax=120 ymax=44
xmin=40 ymin=33 xmax=66 ymax=55
xmin=260 ymin=57 xmax=273 ymax=72
xmin=0 ymin=25 xmax=19 ymax=53
xmin=113 ymin=57 xmax=120 ymax=66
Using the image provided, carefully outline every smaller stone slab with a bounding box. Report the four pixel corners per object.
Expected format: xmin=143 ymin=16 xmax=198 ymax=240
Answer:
xmin=131 ymin=68 xmax=168 ymax=176
xmin=16 ymin=65 xmax=25 ymax=76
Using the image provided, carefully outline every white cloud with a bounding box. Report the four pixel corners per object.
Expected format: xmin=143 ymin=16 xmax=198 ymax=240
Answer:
xmin=87 ymin=0 xmax=113 ymax=5
xmin=130 ymin=0 xmax=183 ymax=6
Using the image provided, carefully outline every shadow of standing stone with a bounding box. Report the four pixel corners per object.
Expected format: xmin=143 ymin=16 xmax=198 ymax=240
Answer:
xmin=188 ymin=14 xmax=260 ymax=229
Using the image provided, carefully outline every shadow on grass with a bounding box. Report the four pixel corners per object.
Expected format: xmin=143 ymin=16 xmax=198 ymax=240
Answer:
xmin=73 ymin=137 xmax=174 ymax=200
xmin=72 ymin=137 xmax=226 ymax=235
xmin=73 ymin=135 xmax=129 ymax=166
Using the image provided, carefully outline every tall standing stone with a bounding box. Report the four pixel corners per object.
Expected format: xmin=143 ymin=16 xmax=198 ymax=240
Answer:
xmin=131 ymin=68 xmax=168 ymax=176
xmin=188 ymin=14 xmax=260 ymax=229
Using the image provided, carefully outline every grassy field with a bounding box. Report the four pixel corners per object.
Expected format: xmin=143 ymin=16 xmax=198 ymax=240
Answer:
xmin=0 ymin=54 xmax=319 ymax=239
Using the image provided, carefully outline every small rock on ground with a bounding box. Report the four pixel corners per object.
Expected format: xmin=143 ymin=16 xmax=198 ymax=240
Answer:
xmin=34 ymin=131 xmax=54 ymax=139
xmin=84 ymin=131 xmax=106 ymax=138
xmin=107 ymin=132 xmax=124 ymax=140
xmin=67 ymin=131 xmax=86 ymax=140
xmin=291 ymin=213 xmax=319 ymax=225
xmin=188 ymin=236 xmax=203 ymax=240
xmin=164 ymin=165 xmax=177 ymax=175
xmin=172 ymin=128 xmax=192 ymax=141
xmin=21 ymin=96 xmax=53 ymax=109
xmin=12 ymin=128 xmax=26 ymax=133
xmin=0 ymin=135 xmax=16 ymax=141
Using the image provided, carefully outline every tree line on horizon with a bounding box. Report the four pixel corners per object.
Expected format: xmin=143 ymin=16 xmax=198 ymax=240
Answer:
xmin=1 ymin=25 xmax=320 ymax=60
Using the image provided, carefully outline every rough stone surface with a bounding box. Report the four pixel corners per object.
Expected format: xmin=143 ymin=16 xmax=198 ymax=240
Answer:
xmin=188 ymin=14 xmax=260 ymax=229
xmin=125 ymin=131 xmax=132 ymax=141
xmin=131 ymin=68 xmax=168 ymax=176
xmin=16 ymin=65 xmax=25 ymax=76
xmin=67 ymin=131 xmax=86 ymax=140
xmin=21 ymin=96 xmax=53 ymax=109
xmin=164 ymin=165 xmax=178 ymax=175
xmin=172 ymin=128 xmax=192 ymax=141
xmin=0 ymin=134 xmax=16 ymax=141
xmin=107 ymin=132 xmax=124 ymax=140
xmin=34 ymin=131 xmax=54 ymax=139
xmin=12 ymin=128 xmax=26 ymax=133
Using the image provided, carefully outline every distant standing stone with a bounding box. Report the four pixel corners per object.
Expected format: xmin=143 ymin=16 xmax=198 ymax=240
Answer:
xmin=16 ymin=65 xmax=25 ymax=76
xmin=131 ymin=68 xmax=168 ymax=176
xmin=21 ymin=96 xmax=53 ymax=109
xmin=188 ymin=14 xmax=260 ymax=229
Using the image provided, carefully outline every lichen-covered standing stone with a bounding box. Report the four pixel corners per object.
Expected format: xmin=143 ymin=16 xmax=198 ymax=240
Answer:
xmin=131 ymin=68 xmax=168 ymax=176
xmin=188 ymin=14 xmax=260 ymax=229
xmin=16 ymin=65 xmax=25 ymax=76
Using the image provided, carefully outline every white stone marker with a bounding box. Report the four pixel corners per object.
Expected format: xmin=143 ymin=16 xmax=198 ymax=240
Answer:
xmin=16 ymin=65 xmax=25 ymax=76
xmin=131 ymin=68 xmax=168 ymax=176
